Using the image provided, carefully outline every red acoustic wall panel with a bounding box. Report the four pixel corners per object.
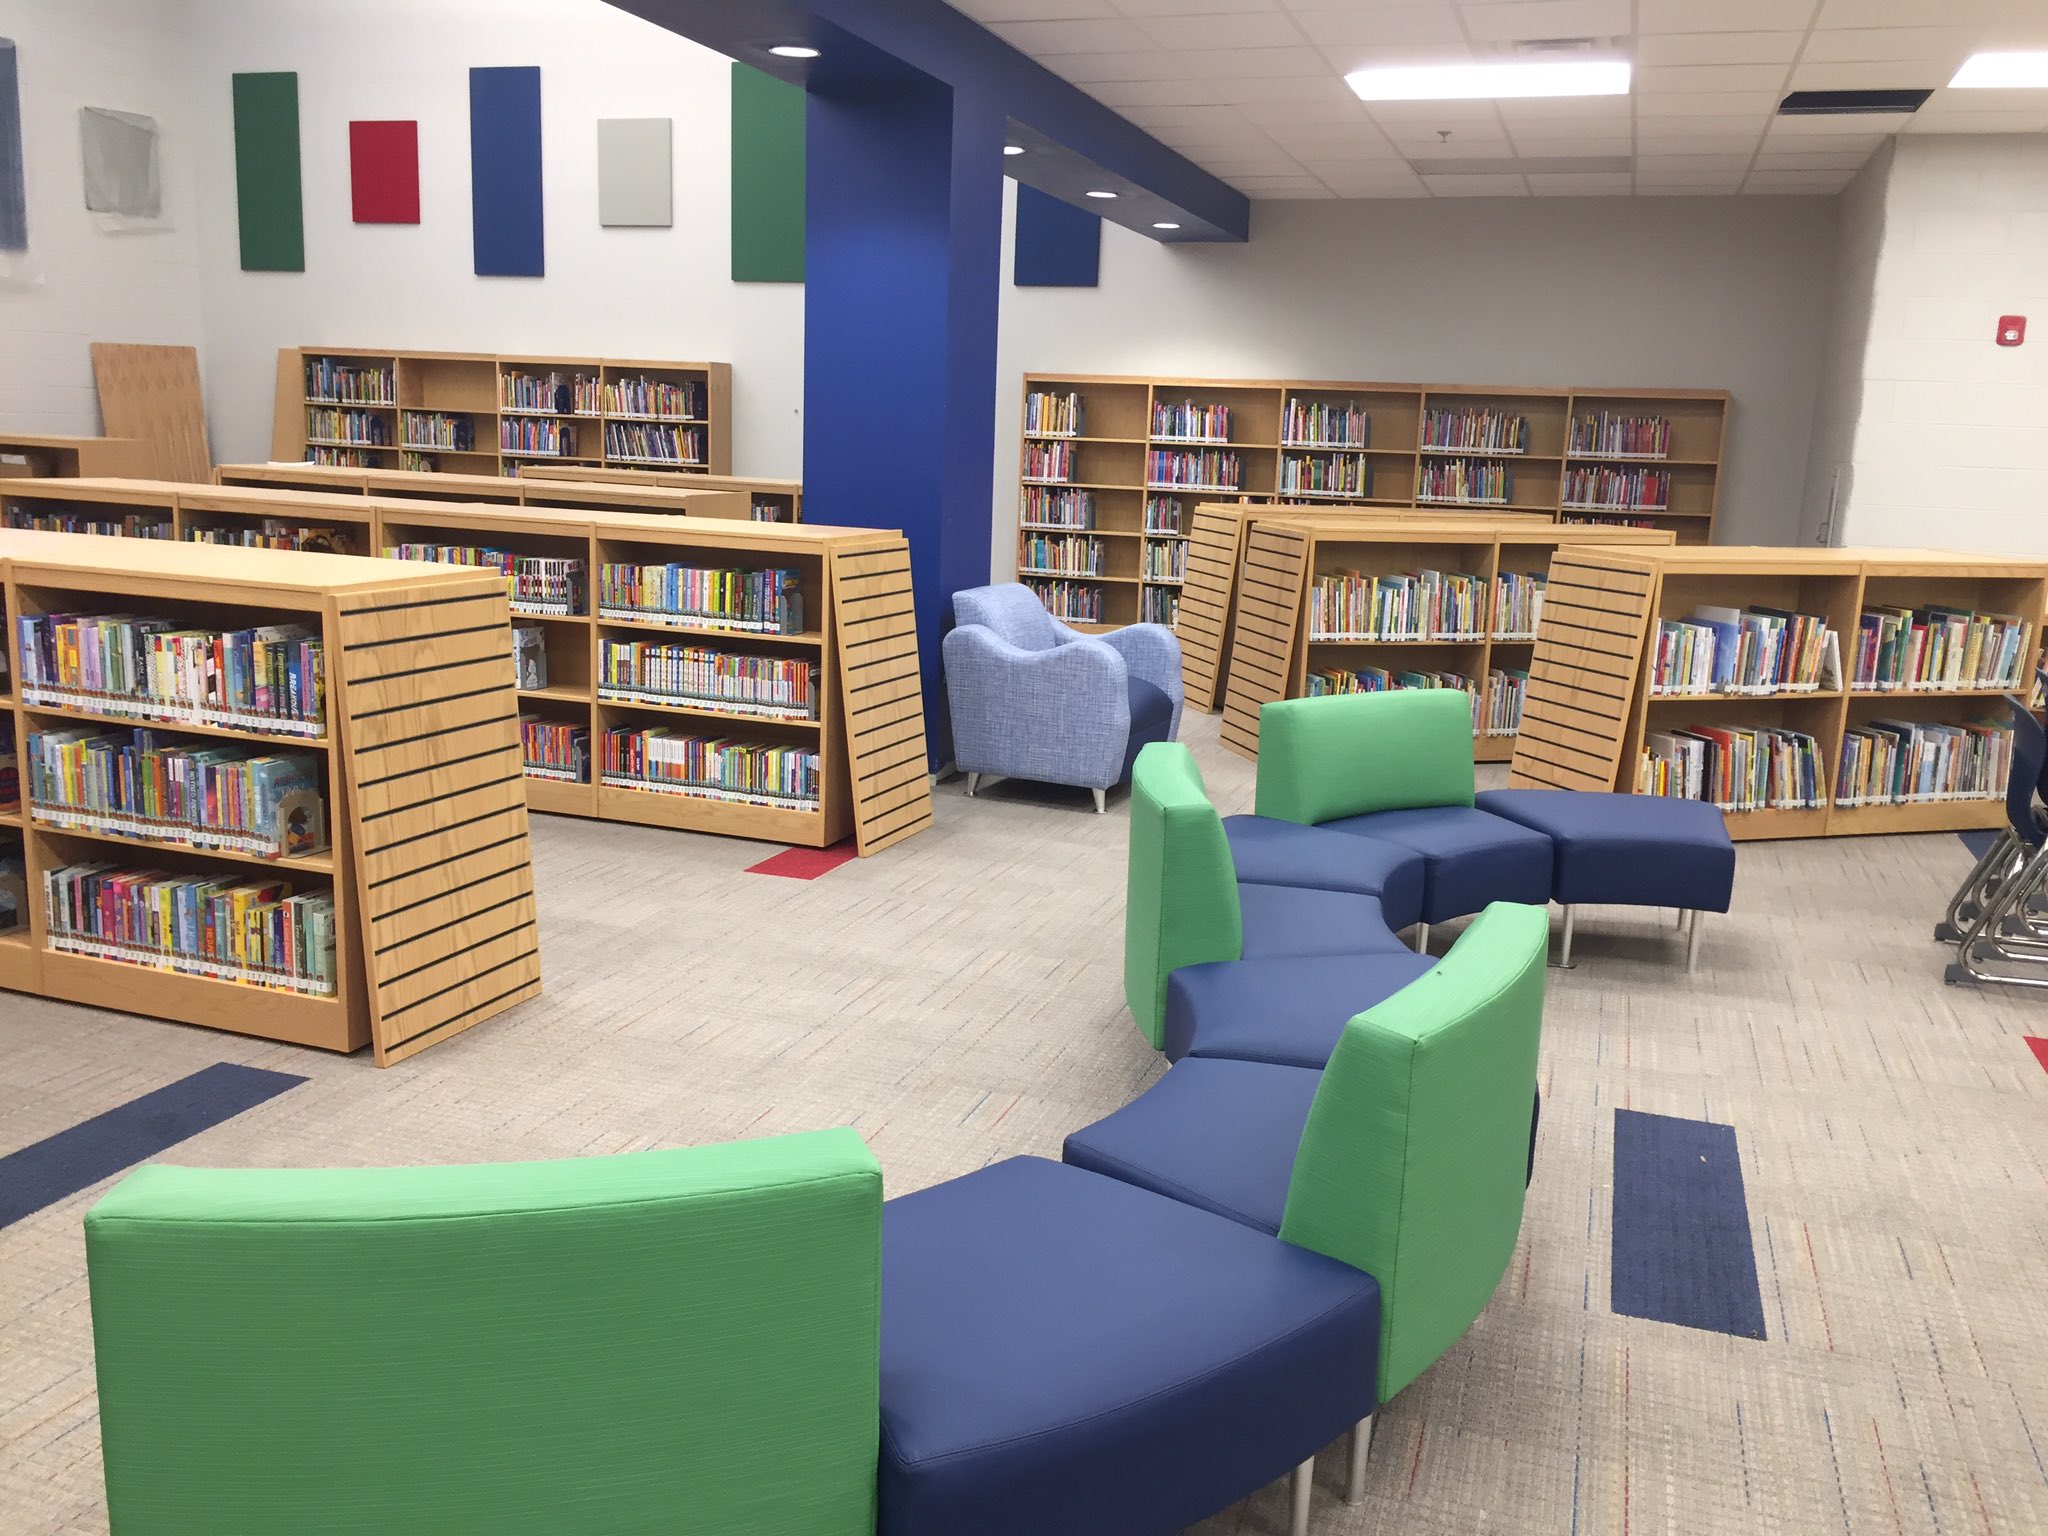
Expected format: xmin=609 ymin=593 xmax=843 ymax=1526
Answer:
xmin=350 ymin=120 xmax=419 ymax=224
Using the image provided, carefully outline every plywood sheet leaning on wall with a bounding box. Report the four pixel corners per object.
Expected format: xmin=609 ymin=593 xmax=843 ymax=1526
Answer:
xmin=91 ymin=342 xmax=212 ymax=482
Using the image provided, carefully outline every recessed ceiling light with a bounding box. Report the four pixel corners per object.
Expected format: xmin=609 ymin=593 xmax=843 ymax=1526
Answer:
xmin=1152 ymin=221 xmax=1181 ymax=230
xmin=1346 ymin=59 xmax=1630 ymax=102
xmin=1003 ymin=144 xmax=1026 ymax=156
xmin=769 ymin=44 xmax=820 ymax=59
xmin=1950 ymin=51 xmax=2048 ymax=89
xmin=1085 ymin=189 xmax=1118 ymax=199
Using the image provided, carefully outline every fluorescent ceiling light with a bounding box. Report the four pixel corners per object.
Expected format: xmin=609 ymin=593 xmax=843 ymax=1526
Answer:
xmin=1003 ymin=144 xmax=1026 ymax=156
xmin=1152 ymin=221 xmax=1181 ymax=230
xmin=1346 ymin=59 xmax=1630 ymax=102
xmin=1085 ymin=189 xmax=1118 ymax=199
xmin=1950 ymin=51 xmax=2048 ymax=89
xmin=768 ymin=44 xmax=820 ymax=59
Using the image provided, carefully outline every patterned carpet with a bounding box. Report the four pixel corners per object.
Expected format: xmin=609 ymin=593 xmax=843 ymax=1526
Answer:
xmin=4 ymin=710 xmax=2047 ymax=1534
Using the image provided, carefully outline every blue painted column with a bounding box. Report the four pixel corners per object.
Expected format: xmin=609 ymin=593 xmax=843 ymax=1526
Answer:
xmin=803 ymin=58 xmax=1004 ymax=767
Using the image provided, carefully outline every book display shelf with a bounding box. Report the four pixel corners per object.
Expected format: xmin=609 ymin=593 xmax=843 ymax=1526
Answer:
xmin=0 ymin=433 xmax=154 ymax=479
xmin=215 ymin=461 xmax=772 ymax=520
xmin=0 ymin=527 xmax=541 ymax=1063
xmin=1211 ymin=515 xmax=1677 ymax=764
xmin=1507 ymin=546 xmax=2048 ymax=840
xmin=273 ymin=347 xmax=734 ymax=478
xmin=1015 ymin=374 xmax=1728 ymax=631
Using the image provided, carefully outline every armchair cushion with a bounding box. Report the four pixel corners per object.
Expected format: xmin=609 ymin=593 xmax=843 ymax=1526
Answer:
xmin=1165 ymin=951 xmax=1437 ymax=1067
xmin=953 ymin=583 xmax=1059 ymax=651
xmin=1118 ymin=675 xmax=1176 ymax=783
xmin=1097 ymin=621 xmax=1186 ymax=740
xmin=1239 ymin=883 xmax=1418 ymax=962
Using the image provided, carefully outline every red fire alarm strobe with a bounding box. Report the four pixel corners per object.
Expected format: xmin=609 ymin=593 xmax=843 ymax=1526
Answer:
xmin=1997 ymin=315 xmax=2025 ymax=346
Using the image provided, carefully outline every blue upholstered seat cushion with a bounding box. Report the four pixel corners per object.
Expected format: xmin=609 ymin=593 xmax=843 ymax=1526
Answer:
xmin=1164 ymin=951 xmax=1436 ymax=1067
xmin=1118 ymin=675 xmax=1176 ymax=783
xmin=1222 ymin=815 xmax=1426 ymax=929
xmin=1319 ymin=805 xmax=1554 ymax=923
xmin=1238 ymin=882 xmax=1416 ymax=961
xmin=1063 ymin=1058 xmax=1320 ymax=1236
xmin=879 ymin=1157 xmax=1379 ymax=1536
xmin=1474 ymin=788 xmax=1736 ymax=912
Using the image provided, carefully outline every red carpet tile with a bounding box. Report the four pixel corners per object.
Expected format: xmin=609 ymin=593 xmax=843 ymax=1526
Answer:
xmin=2027 ymin=1037 xmax=2048 ymax=1075
xmin=747 ymin=842 xmax=858 ymax=880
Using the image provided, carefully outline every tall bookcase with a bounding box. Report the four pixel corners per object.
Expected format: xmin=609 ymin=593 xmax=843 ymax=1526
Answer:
xmin=1507 ymin=545 xmax=2048 ymax=840
xmin=274 ymin=348 xmax=734 ymax=478
xmin=1016 ymin=373 xmax=1728 ymax=631
xmin=0 ymin=527 xmax=541 ymax=1062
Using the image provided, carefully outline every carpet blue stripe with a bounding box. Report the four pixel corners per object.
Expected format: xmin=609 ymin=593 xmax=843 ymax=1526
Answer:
xmin=0 ymin=1063 xmax=305 ymax=1228
xmin=1610 ymin=1107 xmax=1767 ymax=1338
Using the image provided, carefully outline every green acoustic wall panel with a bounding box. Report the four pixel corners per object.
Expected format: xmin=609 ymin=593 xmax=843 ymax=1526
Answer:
xmin=731 ymin=62 xmax=804 ymax=283
xmin=231 ymin=71 xmax=304 ymax=272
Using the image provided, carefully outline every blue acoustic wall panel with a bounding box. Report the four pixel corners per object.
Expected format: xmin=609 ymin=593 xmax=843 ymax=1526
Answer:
xmin=1013 ymin=183 xmax=1099 ymax=287
xmin=469 ymin=66 xmax=543 ymax=277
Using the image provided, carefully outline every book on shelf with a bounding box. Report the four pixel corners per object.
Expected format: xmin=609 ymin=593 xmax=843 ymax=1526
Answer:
xmin=1021 ymin=486 xmax=1094 ymax=530
xmin=0 ymin=846 xmax=21 ymax=933
xmin=1851 ymin=606 xmax=2033 ymax=692
xmin=1142 ymin=587 xmax=1179 ymax=627
xmin=1146 ymin=448 xmax=1241 ymax=490
xmin=303 ymin=358 xmax=393 ymax=404
xmin=1309 ymin=568 xmax=1484 ymax=641
xmin=1562 ymin=512 xmax=1657 ymax=530
xmin=603 ymin=421 xmax=705 ymax=465
xmin=27 ymin=727 xmax=327 ymax=859
xmin=15 ymin=614 xmax=326 ymax=737
xmin=1143 ymin=494 xmax=1183 ymax=535
xmin=1307 ymin=667 xmax=1481 ymax=729
xmin=1022 ymin=440 xmax=1075 ymax=483
xmin=1492 ymin=571 xmax=1546 ymax=637
xmin=400 ymin=411 xmax=476 ymax=452
xmin=1562 ymin=465 xmax=1668 ymax=511
xmin=604 ymin=376 xmax=705 ymax=419
xmin=309 ymin=446 xmax=383 ymax=469
xmin=1569 ymin=411 xmax=1670 ymax=459
xmin=1651 ymin=606 xmax=1832 ymax=696
xmin=1484 ymin=668 xmax=1528 ymax=736
xmin=5 ymin=508 xmax=170 ymax=539
xmin=502 ymin=370 xmax=600 ymax=414
xmin=1638 ymin=725 xmax=1826 ymax=812
xmin=1024 ymin=390 xmax=1083 ymax=437
xmin=1025 ymin=577 xmax=1102 ymax=624
xmin=187 ymin=520 xmax=350 ymax=554
xmin=599 ymin=638 xmax=818 ymax=721
xmin=1281 ymin=399 xmax=1368 ymax=449
xmin=306 ymin=406 xmax=390 ymax=447
xmin=1421 ymin=407 xmax=1528 ymax=454
xmin=601 ymin=727 xmax=820 ymax=810
xmin=1838 ymin=716 xmax=2012 ymax=806
xmin=1143 ymin=539 xmax=1186 ymax=582
xmin=500 ymin=417 xmax=578 ymax=457
xmin=1019 ymin=532 xmax=1103 ymax=578
xmin=383 ymin=545 xmax=587 ymax=616
xmin=1414 ymin=458 xmax=1510 ymax=505
xmin=1279 ymin=450 xmax=1369 ymax=498
xmin=1151 ymin=399 xmax=1231 ymax=442
xmin=521 ymin=715 xmax=589 ymax=782
xmin=0 ymin=736 xmax=17 ymax=812
xmin=597 ymin=563 xmax=804 ymax=635
xmin=512 ymin=625 xmax=549 ymax=690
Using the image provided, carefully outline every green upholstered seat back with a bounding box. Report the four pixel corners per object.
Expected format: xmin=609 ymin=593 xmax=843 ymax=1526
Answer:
xmin=1254 ymin=690 xmax=1477 ymax=824
xmin=86 ymin=1128 xmax=882 ymax=1536
xmin=1279 ymin=902 xmax=1547 ymax=1401
xmin=1124 ymin=741 xmax=1244 ymax=1049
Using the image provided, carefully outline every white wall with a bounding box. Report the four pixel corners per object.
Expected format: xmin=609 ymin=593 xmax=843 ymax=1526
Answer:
xmin=1836 ymin=134 xmax=2048 ymax=557
xmin=186 ymin=0 xmax=805 ymax=473
xmin=0 ymin=0 xmax=204 ymax=436
xmin=1800 ymin=142 xmax=1890 ymax=548
xmin=993 ymin=185 xmax=1840 ymax=573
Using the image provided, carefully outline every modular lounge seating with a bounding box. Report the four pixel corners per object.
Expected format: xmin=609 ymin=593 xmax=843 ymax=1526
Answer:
xmin=942 ymin=582 xmax=1183 ymax=812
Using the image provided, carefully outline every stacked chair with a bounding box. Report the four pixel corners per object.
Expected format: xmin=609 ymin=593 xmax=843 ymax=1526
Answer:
xmin=1943 ymin=686 xmax=2048 ymax=988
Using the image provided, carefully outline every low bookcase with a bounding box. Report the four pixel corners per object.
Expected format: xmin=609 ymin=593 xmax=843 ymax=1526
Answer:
xmin=0 ymin=528 xmax=541 ymax=1062
xmin=514 ymin=463 xmax=804 ymax=523
xmin=0 ymin=432 xmax=153 ymax=478
xmin=214 ymin=461 xmax=782 ymax=521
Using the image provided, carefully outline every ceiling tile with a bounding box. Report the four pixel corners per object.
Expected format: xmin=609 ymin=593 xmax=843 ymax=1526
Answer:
xmin=1633 ymin=91 xmax=1780 ymax=117
xmin=1639 ymin=0 xmax=1817 ymax=32
xmin=1638 ymin=63 xmax=1794 ymax=94
xmin=1170 ymin=45 xmax=1335 ymax=78
xmin=1634 ymin=153 xmax=1758 ymax=174
xmin=1112 ymin=0 xmax=1289 ymax=14
xmin=1493 ymin=96 xmax=1632 ymax=125
xmin=1634 ymin=31 xmax=1803 ymax=66
xmin=1635 ymin=181 xmax=1742 ymax=195
xmin=1744 ymin=169 xmax=1856 ymax=191
xmin=1364 ymin=99 xmax=1507 ymax=129
xmin=985 ymin=16 xmax=1156 ymax=51
xmin=951 ymin=0 xmax=1120 ymax=19
xmin=1635 ymin=133 xmax=1768 ymax=155
xmin=1209 ymin=74 xmax=1361 ymax=106
xmin=1752 ymin=148 xmax=1876 ymax=170
xmin=1814 ymin=0 xmax=2019 ymax=27
xmin=1526 ymin=171 xmax=1636 ymax=195
xmin=1796 ymin=26 xmax=1978 ymax=64
xmin=1457 ymin=0 xmax=1632 ymax=43
xmin=1084 ymin=79 xmax=1224 ymax=107
xmin=1506 ymin=133 xmax=1635 ymax=156
xmin=1421 ymin=173 xmax=1532 ymax=197
xmin=1032 ymin=50 xmax=1190 ymax=81
xmin=1765 ymin=112 xmax=1909 ymax=137
xmin=1789 ymin=61 xmax=1948 ymax=91
xmin=1385 ymin=131 xmax=1516 ymax=159
xmin=1634 ymin=114 xmax=1769 ymax=137
xmin=1291 ymin=8 xmax=1467 ymax=50
xmin=1131 ymin=12 xmax=1306 ymax=49
xmin=1905 ymin=105 xmax=2048 ymax=133
xmin=1227 ymin=176 xmax=1338 ymax=198
xmin=1236 ymin=100 xmax=1384 ymax=130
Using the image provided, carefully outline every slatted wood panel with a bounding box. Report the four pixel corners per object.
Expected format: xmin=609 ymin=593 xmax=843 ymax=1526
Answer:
xmin=1506 ymin=548 xmax=1658 ymax=792
xmin=830 ymin=542 xmax=933 ymax=855
xmin=91 ymin=343 xmax=213 ymax=483
xmin=329 ymin=575 xmax=542 ymax=1064
xmin=1219 ymin=523 xmax=1311 ymax=759
xmin=1177 ymin=505 xmax=1249 ymax=714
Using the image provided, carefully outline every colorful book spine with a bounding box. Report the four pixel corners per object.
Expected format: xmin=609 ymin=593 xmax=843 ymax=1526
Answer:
xmin=520 ymin=716 xmax=590 ymax=782
xmin=1146 ymin=448 xmax=1241 ymax=490
xmin=1024 ymin=391 xmax=1083 ymax=437
xmin=382 ymin=545 xmax=587 ymax=616
xmin=5 ymin=509 xmax=170 ymax=539
xmin=305 ymin=407 xmax=389 ymax=446
xmin=1569 ymin=412 xmax=1670 ymax=458
xmin=500 ymin=417 xmax=578 ymax=457
xmin=400 ymin=412 xmax=476 ymax=451
xmin=187 ymin=522 xmax=349 ymax=554
xmin=1308 ymin=568 xmax=1484 ymax=641
xmin=1281 ymin=400 xmax=1368 ymax=449
xmin=1019 ymin=533 xmax=1103 ymax=577
xmin=1020 ymin=486 xmax=1095 ymax=530
xmin=1850 ymin=607 xmax=2032 ymax=692
xmin=1279 ymin=451 xmax=1368 ymax=498
xmin=1421 ymin=408 xmax=1528 ymax=454
xmin=1143 ymin=540 xmax=1186 ymax=582
xmin=1562 ymin=465 xmax=1669 ymax=510
xmin=600 ymin=728 xmax=821 ymax=809
xmin=1142 ymin=587 xmax=1179 ymax=627
xmin=1143 ymin=495 xmax=1183 ymax=534
xmin=1639 ymin=726 xmax=1826 ymax=811
xmin=15 ymin=614 xmax=326 ymax=736
xmin=1492 ymin=571 xmax=1546 ymax=637
xmin=1022 ymin=440 xmax=1076 ymax=482
xmin=1651 ymin=608 xmax=1833 ymax=695
xmin=596 ymin=564 xmax=804 ymax=635
xmin=303 ymin=359 xmax=393 ymax=404
xmin=598 ymin=639 xmax=818 ymax=720
xmin=1836 ymin=717 xmax=2013 ymax=805
xmin=500 ymin=371 xmax=600 ymax=413
xmin=1025 ymin=578 xmax=1102 ymax=624
xmin=1151 ymin=400 xmax=1231 ymax=442
xmin=1414 ymin=458 xmax=1510 ymax=505
xmin=603 ymin=422 xmax=705 ymax=464
xmin=309 ymin=446 xmax=383 ymax=469
xmin=1485 ymin=669 xmax=1528 ymax=736
xmin=603 ymin=377 xmax=705 ymax=419
xmin=1307 ymin=667 xmax=1480 ymax=729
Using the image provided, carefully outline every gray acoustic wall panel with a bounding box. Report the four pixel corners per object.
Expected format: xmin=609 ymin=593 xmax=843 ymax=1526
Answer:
xmin=597 ymin=116 xmax=671 ymax=228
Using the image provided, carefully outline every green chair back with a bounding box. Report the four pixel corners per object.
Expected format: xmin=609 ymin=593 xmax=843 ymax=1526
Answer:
xmin=1255 ymin=690 xmax=1477 ymax=824
xmin=1125 ymin=741 xmax=1243 ymax=1049
xmin=1279 ymin=901 xmax=1547 ymax=1401
xmin=87 ymin=1128 xmax=882 ymax=1536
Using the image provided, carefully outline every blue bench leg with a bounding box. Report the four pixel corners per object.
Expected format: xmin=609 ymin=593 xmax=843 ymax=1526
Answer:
xmin=1554 ymin=905 xmax=1577 ymax=970
xmin=1686 ymin=908 xmax=1703 ymax=973
xmin=1347 ymin=1415 xmax=1374 ymax=1504
xmin=1412 ymin=922 xmax=1429 ymax=955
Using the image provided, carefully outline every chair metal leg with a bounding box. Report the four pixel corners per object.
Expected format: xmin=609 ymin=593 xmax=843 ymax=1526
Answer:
xmin=1685 ymin=909 xmax=1703 ymax=973
xmin=1289 ymin=1455 xmax=1315 ymax=1536
xmin=1346 ymin=1416 xmax=1374 ymax=1505
xmin=1554 ymin=905 xmax=1576 ymax=969
xmin=1092 ymin=787 xmax=1107 ymax=814
xmin=1412 ymin=922 xmax=1429 ymax=954
xmin=1676 ymin=907 xmax=1686 ymax=928
xmin=965 ymin=772 xmax=980 ymax=798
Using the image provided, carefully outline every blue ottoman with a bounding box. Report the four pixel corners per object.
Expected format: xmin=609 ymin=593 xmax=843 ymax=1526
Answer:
xmin=1474 ymin=789 xmax=1735 ymax=969
xmin=1318 ymin=804 xmax=1554 ymax=942
xmin=1223 ymin=815 xmax=1427 ymax=930
xmin=1164 ymin=950 xmax=1436 ymax=1067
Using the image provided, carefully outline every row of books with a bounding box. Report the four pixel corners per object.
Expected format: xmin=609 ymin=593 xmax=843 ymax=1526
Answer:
xmin=1152 ymin=400 xmax=1231 ymax=442
xmin=1144 ymin=495 xmax=1184 ymax=535
xmin=600 ymin=728 xmax=821 ymax=810
xmin=1306 ymin=667 xmax=1482 ymax=728
xmin=1562 ymin=466 xmax=1669 ymax=511
xmin=502 ymin=371 xmax=600 ymax=414
xmin=596 ymin=564 xmax=805 ymax=635
xmin=382 ymin=545 xmax=588 ymax=616
xmin=187 ymin=521 xmax=350 ymax=555
xmin=1147 ymin=449 xmax=1242 ymax=490
xmin=26 ymin=728 xmax=326 ymax=861
xmin=1494 ymin=571 xmax=1547 ymax=637
xmin=521 ymin=716 xmax=590 ymax=782
xmin=16 ymin=614 xmax=327 ymax=736
xmin=1026 ymin=578 xmax=1102 ymax=623
xmin=602 ymin=423 xmax=705 ymax=465
xmin=42 ymin=862 xmax=337 ymax=994
xmin=1852 ymin=606 xmax=2032 ymax=692
xmin=306 ymin=408 xmax=389 ymax=447
xmin=309 ymin=446 xmax=382 ymax=468
xmin=1024 ymin=390 xmax=1083 ymax=437
xmin=1281 ymin=400 xmax=1368 ymax=449
xmin=1652 ymin=607 xmax=1834 ymax=695
xmin=1142 ymin=587 xmax=1179 ymax=626
xmin=303 ymin=359 xmax=392 ymax=404
xmin=1839 ymin=718 xmax=2012 ymax=805
xmin=1279 ymin=452 xmax=1369 ymax=498
xmin=501 ymin=418 xmax=577 ymax=456
xmin=401 ymin=452 xmax=438 ymax=473
xmin=1309 ymin=568 xmax=1485 ymax=641
xmin=400 ymin=411 xmax=476 ymax=451
xmin=1143 ymin=540 xmax=1186 ymax=582
xmin=1484 ymin=668 xmax=1528 ymax=736
xmin=1638 ymin=726 xmax=1826 ymax=811
xmin=1415 ymin=460 xmax=1510 ymax=505
xmin=599 ymin=639 xmax=819 ymax=721
xmin=1022 ymin=440 xmax=1075 ymax=482
xmin=1019 ymin=533 xmax=1104 ymax=578
xmin=1421 ymin=408 xmax=1528 ymax=454
xmin=1562 ymin=511 xmax=1657 ymax=530
xmin=6 ymin=508 xmax=170 ymax=539
xmin=606 ymin=377 xmax=705 ymax=419
xmin=1021 ymin=486 xmax=1093 ymax=529
xmin=1568 ymin=412 xmax=1671 ymax=459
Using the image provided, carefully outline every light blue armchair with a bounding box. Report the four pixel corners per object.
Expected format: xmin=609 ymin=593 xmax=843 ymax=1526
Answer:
xmin=943 ymin=584 xmax=1184 ymax=812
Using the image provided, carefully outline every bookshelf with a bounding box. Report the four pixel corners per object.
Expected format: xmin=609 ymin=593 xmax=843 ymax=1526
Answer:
xmin=0 ymin=527 xmax=541 ymax=1062
xmin=515 ymin=463 xmax=804 ymax=524
xmin=215 ymin=461 xmax=775 ymax=520
xmin=1506 ymin=546 xmax=2048 ymax=840
xmin=1015 ymin=374 xmax=1729 ymax=630
xmin=0 ymin=433 xmax=153 ymax=479
xmin=273 ymin=348 xmax=734 ymax=479
xmin=1212 ymin=515 xmax=1677 ymax=762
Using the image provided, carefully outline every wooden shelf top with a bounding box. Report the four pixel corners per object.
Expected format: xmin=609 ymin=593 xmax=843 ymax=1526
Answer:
xmin=2 ymin=476 xmax=183 ymax=506
xmin=1596 ymin=545 xmax=2048 ymax=579
xmin=0 ymin=520 xmax=505 ymax=595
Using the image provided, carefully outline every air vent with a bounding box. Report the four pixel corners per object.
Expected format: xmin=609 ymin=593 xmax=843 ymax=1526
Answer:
xmin=1778 ymin=88 xmax=1932 ymax=116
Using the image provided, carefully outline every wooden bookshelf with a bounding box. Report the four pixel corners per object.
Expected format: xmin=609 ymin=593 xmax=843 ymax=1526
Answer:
xmin=516 ymin=464 xmax=803 ymax=523
xmin=0 ymin=433 xmax=153 ymax=479
xmin=1213 ymin=516 xmax=1677 ymax=762
xmin=1506 ymin=546 xmax=2048 ymax=840
xmin=215 ymin=461 xmax=777 ymax=520
xmin=273 ymin=347 xmax=734 ymax=478
xmin=1015 ymin=374 xmax=1729 ymax=632
xmin=0 ymin=527 xmax=540 ymax=1061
